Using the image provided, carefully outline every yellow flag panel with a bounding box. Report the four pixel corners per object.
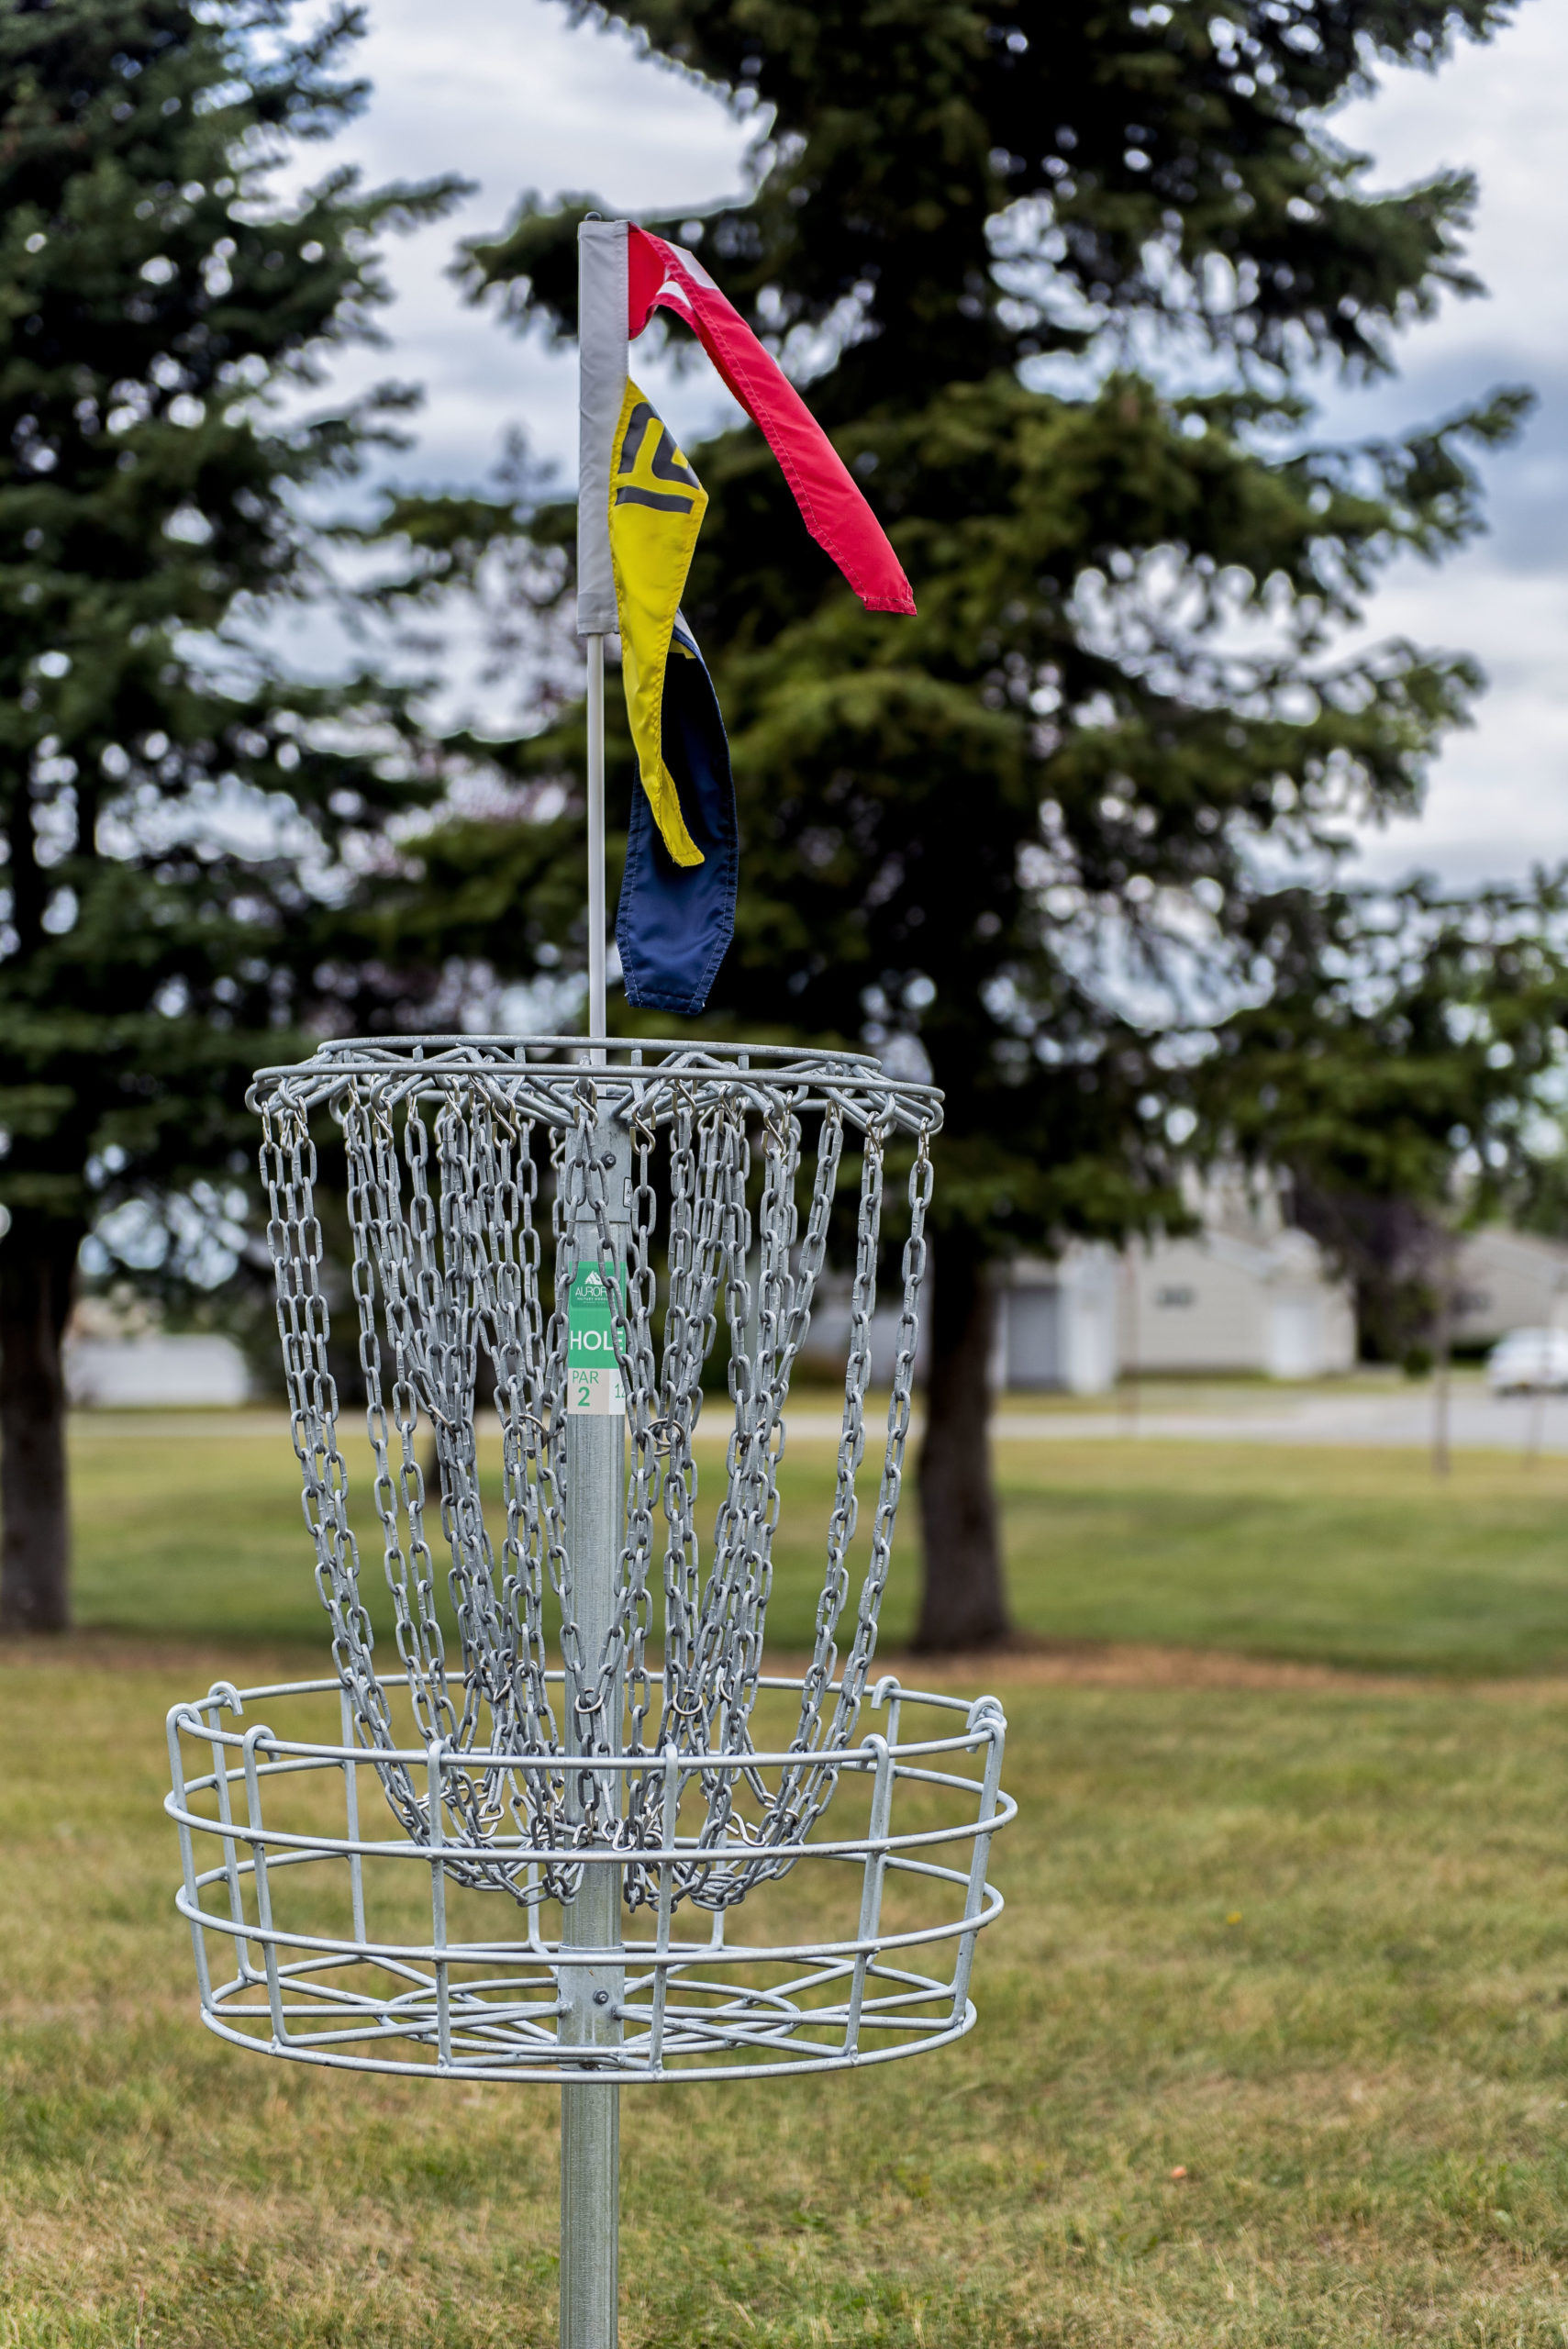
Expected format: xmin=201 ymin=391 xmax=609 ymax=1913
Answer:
xmin=608 ymin=378 xmax=707 ymax=868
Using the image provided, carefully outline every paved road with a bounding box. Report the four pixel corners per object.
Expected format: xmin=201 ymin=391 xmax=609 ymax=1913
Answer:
xmin=988 ymin=1390 xmax=1568 ymax=1453
xmin=71 ymin=1388 xmax=1568 ymax=1454
xmin=779 ymin=1387 xmax=1568 ymax=1453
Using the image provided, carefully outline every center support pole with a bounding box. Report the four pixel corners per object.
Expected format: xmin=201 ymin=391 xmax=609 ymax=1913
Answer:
xmin=584 ymin=630 xmax=608 ymax=1054
xmin=560 ymin=1108 xmax=629 ymax=2349
xmin=568 ymin=213 xmax=625 ymax=2345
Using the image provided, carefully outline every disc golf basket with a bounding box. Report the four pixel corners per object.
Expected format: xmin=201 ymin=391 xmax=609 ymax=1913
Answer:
xmin=163 ymin=1033 xmax=1013 ymax=2344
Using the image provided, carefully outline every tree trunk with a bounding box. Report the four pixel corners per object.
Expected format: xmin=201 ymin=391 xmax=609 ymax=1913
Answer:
xmin=914 ymin=1229 xmax=1011 ymax=1651
xmin=0 ymin=1213 xmax=80 ymax=1632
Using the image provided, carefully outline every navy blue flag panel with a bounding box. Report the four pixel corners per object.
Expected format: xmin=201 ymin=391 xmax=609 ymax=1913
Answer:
xmin=616 ymin=622 xmax=738 ymax=1016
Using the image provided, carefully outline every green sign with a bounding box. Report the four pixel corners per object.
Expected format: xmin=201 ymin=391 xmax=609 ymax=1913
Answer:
xmin=566 ymin=1259 xmax=624 ymax=1417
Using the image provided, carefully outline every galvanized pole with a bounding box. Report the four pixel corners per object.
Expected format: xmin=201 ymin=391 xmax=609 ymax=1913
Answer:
xmin=559 ymin=1110 xmax=628 ymax=2349
xmin=563 ymin=208 xmax=625 ymax=2348
xmin=584 ymin=631 xmax=608 ymax=1054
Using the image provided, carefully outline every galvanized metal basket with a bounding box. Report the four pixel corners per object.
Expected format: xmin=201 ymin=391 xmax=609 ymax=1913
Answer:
xmin=162 ymin=1035 xmax=1013 ymax=2340
xmin=167 ymin=1668 xmax=1009 ymax=2082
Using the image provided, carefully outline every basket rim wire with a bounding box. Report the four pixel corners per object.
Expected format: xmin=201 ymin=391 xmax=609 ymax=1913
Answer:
xmin=166 ymin=1671 xmax=1013 ymax=2084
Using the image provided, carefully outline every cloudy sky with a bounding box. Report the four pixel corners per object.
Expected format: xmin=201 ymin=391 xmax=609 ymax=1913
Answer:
xmin=283 ymin=0 xmax=1567 ymax=889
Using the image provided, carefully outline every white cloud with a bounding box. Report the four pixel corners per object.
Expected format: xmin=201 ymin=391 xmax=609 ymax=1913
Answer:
xmin=290 ymin=0 xmax=751 ymax=486
xmin=1340 ymin=542 xmax=1568 ymax=883
xmin=1319 ymin=4 xmax=1568 ymax=880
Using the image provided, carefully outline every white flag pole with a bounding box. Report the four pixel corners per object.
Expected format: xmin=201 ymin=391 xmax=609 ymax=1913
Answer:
xmin=576 ymin=217 xmax=628 ymax=1063
xmin=584 ymin=630 xmax=606 ymax=1052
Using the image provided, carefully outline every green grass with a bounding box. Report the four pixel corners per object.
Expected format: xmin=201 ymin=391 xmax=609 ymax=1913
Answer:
xmin=9 ymin=1411 xmax=1568 ymax=2343
xmin=6 ymin=1644 xmax=1568 ymax=2344
xmin=995 ymin=1442 xmax=1568 ymax=1675
xmin=68 ymin=1411 xmax=1568 ymax=1674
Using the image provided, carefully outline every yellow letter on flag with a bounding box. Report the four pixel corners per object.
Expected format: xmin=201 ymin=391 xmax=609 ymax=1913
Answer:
xmin=608 ymin=378 xmax=707 ymax=868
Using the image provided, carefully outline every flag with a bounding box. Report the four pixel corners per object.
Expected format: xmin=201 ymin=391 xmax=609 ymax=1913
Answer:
xmin=607 ymin=374 xmax=739 ymax=1013
xmin=623 ymin=225 xmax=916 ymax=618
xmin=616 ymin=617 xmax=738 ymax=1016
xmin=577 ymin=217 xmax=914 ymax=1016
xmin=607 ymin=376 xmax=707 ymax=871
xmin=597 ymin=369 xmax=738 ymax=1013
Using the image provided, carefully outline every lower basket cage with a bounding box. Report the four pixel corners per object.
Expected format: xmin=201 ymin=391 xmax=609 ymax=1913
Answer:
xmin=165 ymin=1672 xmax=1013 ymax=2085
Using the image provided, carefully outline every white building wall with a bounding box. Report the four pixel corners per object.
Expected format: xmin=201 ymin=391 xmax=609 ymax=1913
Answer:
xmin=1061 ymin=1248 xmax=1118 ymax=1391
xmin=1452 ymin=1230 xmax=1568 ymax=1346
xmin=1122 ymin=1234 xmax=1268 ymax=1374
xmin=801 ymin=1217 xmax=1355 ymax=1396
xmin=1003 ymin=1246 xmax=1119 ymax=1393
xmin=66 ymin=1334 xmax=251 ymax=1408
xmin=999 ymin=1225 xmax=1354 ymax=1390
xmin=1003 ymin=1281 xmax=1061 ymax=1387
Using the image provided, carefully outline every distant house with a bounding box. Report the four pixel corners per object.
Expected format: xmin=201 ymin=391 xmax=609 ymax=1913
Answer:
xmin=807 ymin=1208 xmax=1568 ymax=1399
xmin=1117 ymin=1224 xmax=1356 ymax=1381
xmin=65 ymin=1331 xmax=251 ymax=1408
xmin=1451 ymin=1228 xmax=1568 ymax=1349
xmin=996 ymin=1184 xmax=1356 ymax=1393
xmin=808 ymin=1198 xmax=1355 ymax=1396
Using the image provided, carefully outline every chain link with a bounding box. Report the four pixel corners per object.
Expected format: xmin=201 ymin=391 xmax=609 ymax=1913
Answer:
xmin=254 ymin=1047 xmax=939 ymax=1915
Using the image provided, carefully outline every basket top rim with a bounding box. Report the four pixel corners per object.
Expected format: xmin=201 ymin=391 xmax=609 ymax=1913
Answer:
xmin=256 ymin=1033 xmax=905 ymax=1075
xmin=248 ymin=1033 xmax=943 ymax=1126
xmin=169 ymin=1669 xmax=1007 ymax=1765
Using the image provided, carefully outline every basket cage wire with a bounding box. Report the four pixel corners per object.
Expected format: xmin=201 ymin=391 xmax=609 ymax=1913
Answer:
xmin=250 ymin=1039 xmax=946 ymax=1920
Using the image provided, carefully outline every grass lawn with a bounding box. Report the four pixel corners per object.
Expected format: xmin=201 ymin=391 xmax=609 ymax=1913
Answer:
xmin=6 ymin=1641 xmax=1568 ymax=2345
xmin=66 ymin=1410 xmax=1568 ymax=1674
xmin=6 ymin=1413 xmax=1568 ymax=2343
xmin=994 ymin=1441 xmax=1568 ymax=1675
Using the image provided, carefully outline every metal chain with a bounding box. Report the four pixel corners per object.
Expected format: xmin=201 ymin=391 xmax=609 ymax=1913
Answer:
xmin=254 ymin=1051 xmax=936 ymax=1916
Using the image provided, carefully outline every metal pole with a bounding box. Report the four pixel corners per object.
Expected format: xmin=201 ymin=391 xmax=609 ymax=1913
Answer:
xmin=585 ymin=632 xmax=607 ymax=1058
xmin=568 ymin=215 xmax=623 ymax=2342
xmin=1432 ymin=1239 xmax=1453 ymax=1481
xmin=560 ymin=1118 xmax=629 ymax=2349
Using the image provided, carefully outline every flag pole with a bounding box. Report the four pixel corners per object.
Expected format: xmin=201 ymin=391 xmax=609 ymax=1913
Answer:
xmin=562 ymin=216 xmax=623 ymax=2349
xmin=578 ymin=213 xmax=621 ymax=1067
xmin=584 ymin=629 xmax=607 ymax=1059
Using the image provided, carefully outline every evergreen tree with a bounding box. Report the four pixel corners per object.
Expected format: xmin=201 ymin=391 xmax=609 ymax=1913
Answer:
xmin=1205 ymin=874 xmax=1568 ymax=1367
xmin=0 ymin=0 xmax=462 ymax=1631
xmin=389 ymin=0 xmax=1529 ymax=1645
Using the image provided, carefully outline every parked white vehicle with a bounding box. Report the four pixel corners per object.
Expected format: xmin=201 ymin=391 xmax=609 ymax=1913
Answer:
xmin=1485 ymin=1327 xmax=1568 ymax=1396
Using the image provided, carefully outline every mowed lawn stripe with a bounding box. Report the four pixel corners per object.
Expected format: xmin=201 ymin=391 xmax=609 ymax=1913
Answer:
xmin=64 ymin=1415 xmax=1568 ymax=1675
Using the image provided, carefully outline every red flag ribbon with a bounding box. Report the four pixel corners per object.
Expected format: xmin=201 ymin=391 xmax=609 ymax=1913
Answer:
xmin=627 ymin=226 xmax=916 ymax=618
